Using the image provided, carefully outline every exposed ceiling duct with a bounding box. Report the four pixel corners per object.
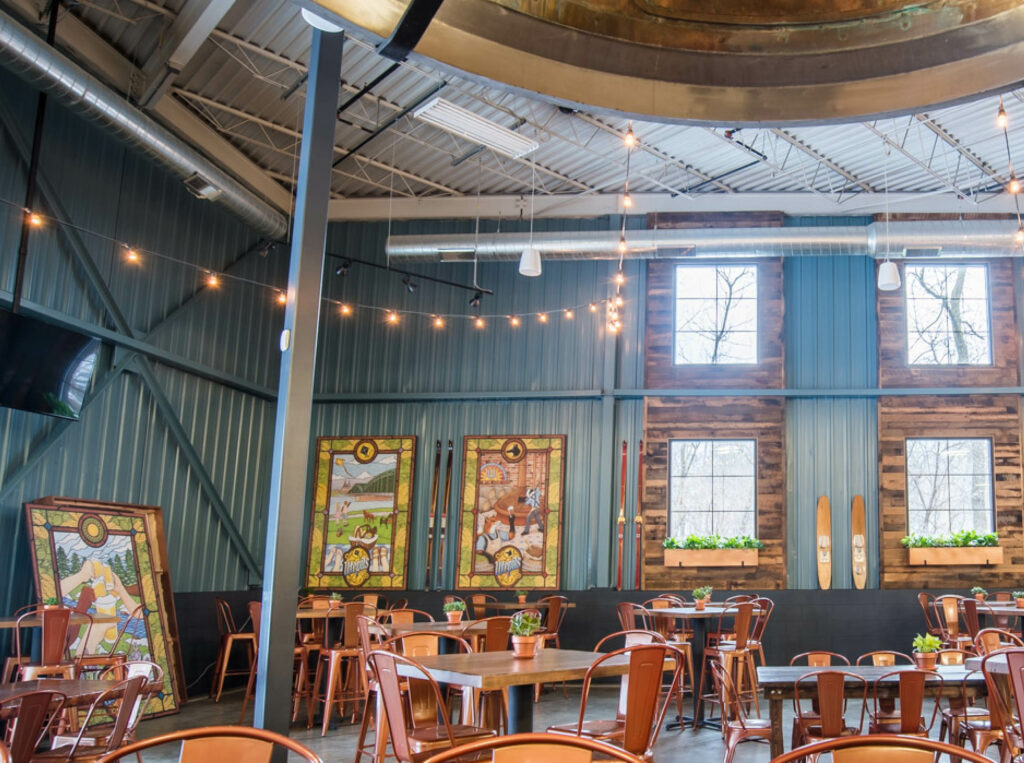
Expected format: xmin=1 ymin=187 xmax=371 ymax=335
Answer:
xmin=0 ymin=8 xmax=288 ymax=240
xmin=386 ymin=221 xmax=1024 ymax=262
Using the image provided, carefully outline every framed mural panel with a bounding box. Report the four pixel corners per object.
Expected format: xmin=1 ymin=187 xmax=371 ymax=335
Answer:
xmin=305 ymin=436 xmax=415 ymax=590
xmin=24 ymin=497 xmax=184 ymax=717
xmin=456 ymin=435 xmax=565 ymax=590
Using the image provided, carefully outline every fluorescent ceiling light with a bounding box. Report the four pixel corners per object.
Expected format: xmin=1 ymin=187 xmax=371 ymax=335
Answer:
xmin=300 ymin=7 xmax=344 ymax=33
xmin=413 ymin=97 xmax=539 ymax=158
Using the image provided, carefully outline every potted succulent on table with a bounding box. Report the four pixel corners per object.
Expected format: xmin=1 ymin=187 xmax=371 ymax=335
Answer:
xmin=1014 ymin=590 xmax=1024 ymax=609
xmin=692 ymin=586 xmax=712 ymax=611
xmin=328 ymin=592 xmax=343 ymax=609
xmin=42 ymin=596 xmax=61 ymax=609
xmin=971 ymin=586 xmax=987 ymax=601
xmin=911 ymin=633 xmax=942 ymax=670
xmin=515 ymin=590 xmax=528 ymax=604
xmin=510 ymin=610 xmax=542 ymax=658
xmin=443 ymin=599 xmax=466 ymax=624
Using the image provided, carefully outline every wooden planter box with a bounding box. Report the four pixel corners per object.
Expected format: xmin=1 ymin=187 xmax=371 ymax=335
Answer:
xmin=663 ymin=548 xmax=759 ymax=568
xmin=907 ymin=546 xmax=1004 ymax=566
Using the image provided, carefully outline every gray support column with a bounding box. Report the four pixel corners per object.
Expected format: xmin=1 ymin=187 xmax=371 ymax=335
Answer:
xmin=253 ymin=28 xmax=343 ymax=736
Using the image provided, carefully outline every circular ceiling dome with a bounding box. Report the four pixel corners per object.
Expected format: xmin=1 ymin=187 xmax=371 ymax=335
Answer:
xmin=310 ymin=0 xmax=1024 ymax=125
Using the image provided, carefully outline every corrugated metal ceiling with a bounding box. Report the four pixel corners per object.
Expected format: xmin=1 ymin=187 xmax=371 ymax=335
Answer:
xmin=47 ymin=0 xmax=1024 ymax=205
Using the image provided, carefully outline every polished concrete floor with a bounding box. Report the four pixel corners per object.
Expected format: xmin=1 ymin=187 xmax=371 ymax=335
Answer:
xmin=129 ymin=685 xmax=999 ymax=762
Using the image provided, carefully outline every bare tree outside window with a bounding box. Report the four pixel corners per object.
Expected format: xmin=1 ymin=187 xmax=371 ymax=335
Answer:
xmin=906 ymin=438 xmax=993 ymax=535
xmin=669 ymin=439 xmax=756 ymax=538
xmin=675 ymin=265 xmax=757 ymax=364
xmin=905 ymin=264 xmax=991 ymax=365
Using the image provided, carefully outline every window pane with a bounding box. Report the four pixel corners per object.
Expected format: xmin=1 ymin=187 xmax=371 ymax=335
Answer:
xmin=905 ymin=265 xmax=991 ymax=366
xmin=669 ymin=439 xmax=756 ymax=539
xmin=674 ymin=265 xmax=758 ymax=365
xmin=905 ymin=438 xmax=993 ymax=535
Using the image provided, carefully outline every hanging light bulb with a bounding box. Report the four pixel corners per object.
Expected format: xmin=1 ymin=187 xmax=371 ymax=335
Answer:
xmin=26 ymin=211 xmax=43 ymax=227
xmin=564 ymin=309 xmax=574 ymax=320
xmin=615 ymin=270 xmax=626 ymax=286
xmin=998 ymin=100 xmax=1009 ymax=130
xmin=509 ymin=315 xmax=521 ymax=327
xmin=617 ymin=236 xmax=628 ymax=255
xmin=624 ymin=123 xmax=636 ymax=148
xmin=1010 ymin=175 xmax=1022 ymax=195
xmin=386 ymin=311 xmax=399 ymax=324
xmin=615 ymin=295 xmax=624 ymax=307
xmin=538 ymin=313 xmax=548 ymax=323
xmin=519 ymin=162 xmax=541 ymax=277
xmin=276 ymin=291 xmax=287 ymax=305
xmin=433 ymin=316 xmax=445 ymax=329
xmin=589 ymin=303 xmax=598 ymax=313
xmin=124 ymin=247 xmax=140 ymax=264
xmin=206 ymin=272 xmax=220 ymax=288
xmin=877 ymin=259 xmax=901 ymax=291
xmin=474 ymin=317 xmax=485 ymax=329
xmin=1015 ymin=225 xmax=1024 ymax=245
xmin=340 ymin=303 xmax=352 ymax=316
xmin=622 ymin=192 xmax=633 ymax=209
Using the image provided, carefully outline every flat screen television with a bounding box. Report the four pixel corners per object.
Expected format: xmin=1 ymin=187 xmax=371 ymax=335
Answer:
xmin=0 ymin=308 xmax=100 ymax=420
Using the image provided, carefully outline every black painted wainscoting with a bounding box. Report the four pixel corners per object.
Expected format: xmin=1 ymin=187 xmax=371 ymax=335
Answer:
xmin=173 ymin=588 xmax=946 ymax=699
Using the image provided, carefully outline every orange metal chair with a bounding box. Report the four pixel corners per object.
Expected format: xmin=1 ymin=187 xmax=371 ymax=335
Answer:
xmin=868 ymin=669 xmax=942 ymax=735
xmin=639 ymin=600 xmax=693 ymax=730
xmin=239 ymin=601 xmax=309 ymax=725
xmin=998 ymin=648 xmax=1024 ymax=758
xmin=547 ymin=643 xmax=682 ymax=760
xmin=745 ymin=597 xmax=774 ymax=666
xmin=356 ymin=593 xmax=387 ymax=610
xmin=615 ymin=602 xmax=650 ymax=631
xmin=460 ymin=617 xmax=512 ymax=732
xmin=421 ymin=732 xmax=645 ymax=762
xmin=791 ymin=670 xmax=867 ymax=749
xmin=710 ymin=658 xmax=771 ymax=763
xmin=354 ymin=615 xmax=390 ymax=763
xmin=210 ymin=597 xmax=255 ymax=701
xmin=0 ymin=689 xmax=66 ymax=763
xmin=95 ymin=725 xmax=323 ymax=762
xmin=367 ymin=650 xmax=495 ymax=763
xmin=917 ymin=592 xmax=943 ymax=639
xmin=37 ymin=676 xmax=148 ymax=762
xmin=767 ymin=734 xmax=994 ymax=763
xmin=466 ymin=594 xmax=497 ymax=621
xmin=697 ymin=603 xmax=758 ymax=723
xmin=309 ymin=601 xmax=368 ymax=733
xmin=74 ymin=604 xmax=145 ymax=680
xmin=934 ymin=595 xmax=973 ymax=650
xmin=974 ymin=627 xmax=1024 ymax=655
xmin=380 ymin=609 xmax=435 ymax=625
xmin=855 ymin=650 xmax=914 ymax=667
xmin=787 ymin=651 xmax=851 ymax=746
xmin=937 ymin=656 xmax=998 ymax=758
xmin=593 ymin=630 xmax=666 ymax=651
xmin=12 ymin=606 xmax=85 ymax=681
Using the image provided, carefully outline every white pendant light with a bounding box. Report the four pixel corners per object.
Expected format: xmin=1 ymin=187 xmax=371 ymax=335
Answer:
xmin=519 ymin=247 xmax=541 ymax=277
xmin=877 ymin=259 xmax=901 ymax=291
xmin=519 ymin=163 xmax=541 ymax=276
xmin=301 ymin=7 xmax=344 ymax=33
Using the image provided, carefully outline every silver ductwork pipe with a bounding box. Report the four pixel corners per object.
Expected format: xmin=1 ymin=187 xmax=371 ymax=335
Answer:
xmin=0 ymin=8 xmax=288 ymax=239
xmin=387 ymin=220 xmax=1023 ymax=262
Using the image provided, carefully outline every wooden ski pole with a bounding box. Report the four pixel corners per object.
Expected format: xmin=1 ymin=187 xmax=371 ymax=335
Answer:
xmin=425 ymin=440 xmax=441 ymax=589
xmin=616 ymin=440 xmax=627 ymax=591
xmin=634 ymin=439 xmax=644 ymax=589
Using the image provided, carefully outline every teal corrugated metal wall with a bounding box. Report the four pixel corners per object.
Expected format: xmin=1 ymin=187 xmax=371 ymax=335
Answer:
xmin=784 ymin=255 xmax=879 ymax=588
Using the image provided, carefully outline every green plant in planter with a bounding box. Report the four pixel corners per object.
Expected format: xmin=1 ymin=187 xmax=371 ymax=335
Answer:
xmin=900 ymin=531 xmax=999 ymax=548
xmin=329 ymin=592 xmax=343 ymax=601
xmin=663 ymin=537 xmax=682 ymax=549
xmin=911 ymin=633 xmax=942 ymax=653
xmin=692 ymin=586 xmax=712 ymax=600
xmin=669 ymin=534 xmax=765 ymax=550
xmin=1013 ymin=591 xmax=1024 ymax=600
xmin=443 ymin=600 xmax=466 ymax=612
xmin=514 ymin=590 xmax=528 ymax=598
xmin=971 ymin=586 xmax=987 ymax=596
xmin=43 ymin=596 xmax=60 ymax=606
xmin=510 ymin=611 xmax=542 ymax=637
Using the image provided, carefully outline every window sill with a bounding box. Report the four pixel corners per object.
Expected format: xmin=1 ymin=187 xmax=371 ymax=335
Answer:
xmin=663 ymin=548 xmax=759 ymax=568
xmin=907 ymin=546 xmax=1003 ymax=566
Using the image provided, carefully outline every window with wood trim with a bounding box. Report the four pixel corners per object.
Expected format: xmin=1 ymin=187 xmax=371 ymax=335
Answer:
xmin=906 ymin=437 xmax=994 ymax=535
xmin=905 ymin=264 xmax=991 ymax=366
xmin=669 ymin=439 xmax=756 ymax=538
xmin=674 ymin=265 xmax=758 ymax=365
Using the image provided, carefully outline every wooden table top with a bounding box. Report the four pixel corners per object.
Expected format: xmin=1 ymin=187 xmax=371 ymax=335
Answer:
xmin=484 ymin=601 xmax=577 ymax=611
xmin=965 ymin=653 xmax=1012 ymax=673
xmin=384 ymin=620 xmax=480 ymax=635
xmin=0 ymin=678 xmax=158 ymax=708
xmin=977 ymin=604 xmax=1024 ymax=617
xmin=0 ymin=614 xmax=120 ymax=629
xmin=295 ymin=607 xmax=351 ymax=620
xmin=392 ymin=648 xmax=668 ymax=690
xmin=645 ymin=604 xmax=760 ymax=619
xmin=757 ymin=664 xmax=979 ymax=692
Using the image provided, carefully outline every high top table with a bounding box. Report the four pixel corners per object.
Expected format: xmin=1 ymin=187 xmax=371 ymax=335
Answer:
xmin=756 ymin=663 xmax=984 ymax=758
xmin=392 ymin=647 xmax=673 ymax=734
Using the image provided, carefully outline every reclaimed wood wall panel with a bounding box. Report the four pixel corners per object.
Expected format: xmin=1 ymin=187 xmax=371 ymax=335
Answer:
xmin=645 ymin=259 xmax=785 ymax=389
xmin=878 ymin=395 xmax=1024 ymax=588
xmin=642 ymin=396 xmax=787 ymax=590
xmin=877 ymin=259 xmax=1020 ymax=388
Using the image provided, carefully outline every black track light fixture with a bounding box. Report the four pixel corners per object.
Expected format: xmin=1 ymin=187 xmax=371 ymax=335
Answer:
xmin=402 ymin=274 xmax=418 ymax=293
xmin=335 ymin=259 xmax=351 ymax=277
xmin=469 ymin=290 xmax=483 ymax=308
